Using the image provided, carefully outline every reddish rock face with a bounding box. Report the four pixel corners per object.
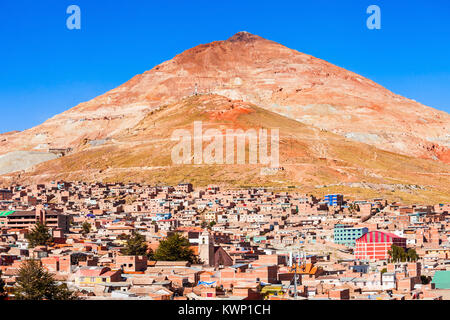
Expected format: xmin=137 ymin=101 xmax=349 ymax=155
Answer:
xmin=1 ymin=32 xmax=449 ymax=164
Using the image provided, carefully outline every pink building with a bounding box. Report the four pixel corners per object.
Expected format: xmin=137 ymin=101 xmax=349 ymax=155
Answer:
xmin=355 ymin=231 xmax=406 ymax=260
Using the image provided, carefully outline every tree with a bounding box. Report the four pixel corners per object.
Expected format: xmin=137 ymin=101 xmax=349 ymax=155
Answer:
xmin=147 ymin=248 xmax=155 ymax=261
xmin=420 ymin=275 xmax=432 ymax=285
xmin=121 ymin=232 xmax=149 ymax=256
xmin=154 ymin=233 xmax=198 ymax=263
xmin=25 ymin=223 xmax=53 ymax=248
xmin=388 ymin=244 xmax=410 ymax=262
xmin=81 ymin=221 xmax=91 ymax=235
xmin=209 ymin=221 xmax=216 ymax=228
xmin=407 ymin=248 xmax=419 ymax=262
xmin=388 ymin=245 xmax=419 ymax=263
xmin=13 ymin=260 xmax=77 ymax=300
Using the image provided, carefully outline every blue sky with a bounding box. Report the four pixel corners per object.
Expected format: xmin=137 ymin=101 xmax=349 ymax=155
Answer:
xmin=0 ymin=0 xmax=449 ymax=133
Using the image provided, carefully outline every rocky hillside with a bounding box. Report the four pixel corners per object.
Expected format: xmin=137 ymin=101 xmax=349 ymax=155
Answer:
xmin=1 ymin=32 xmax=449 ymax=162
xmin=3 ymin=94 xmax=448 ymax=204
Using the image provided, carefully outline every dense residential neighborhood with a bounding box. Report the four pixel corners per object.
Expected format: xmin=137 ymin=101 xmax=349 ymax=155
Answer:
xmin=0 ymin=181 xmax=449 ymax=300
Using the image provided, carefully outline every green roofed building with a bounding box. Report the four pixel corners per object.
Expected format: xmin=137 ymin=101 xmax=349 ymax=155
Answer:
xmin=0 ymin=208 xmax=70 ymax=232
xmin=0 ymin=211 xmax=15 ymax=217
xmin=0 ymin=211 xmax=15 ymax=225
xmin=432 ymin=271 xmax=450 ymax=289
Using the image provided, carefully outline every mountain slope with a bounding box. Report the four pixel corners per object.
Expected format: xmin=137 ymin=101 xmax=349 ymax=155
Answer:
xmin=5 ymin=94 xmax=449 ymax=204
xmin=0 ymin=32 xmax=449 ymax=204
xmin=1 ymin=32 xmax=449 ymax=165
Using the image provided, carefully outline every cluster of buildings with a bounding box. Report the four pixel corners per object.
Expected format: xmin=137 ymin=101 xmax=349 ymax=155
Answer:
xmin=0 ymin=182 xmax=449 ymax=300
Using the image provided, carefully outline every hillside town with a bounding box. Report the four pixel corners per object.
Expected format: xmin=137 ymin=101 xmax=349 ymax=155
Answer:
xmin=0 ymin=181 xmax=449 ymax=300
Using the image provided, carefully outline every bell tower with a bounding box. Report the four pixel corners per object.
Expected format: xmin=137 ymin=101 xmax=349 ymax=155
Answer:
xmin=199 ymin=230 xmax=215 ymax=266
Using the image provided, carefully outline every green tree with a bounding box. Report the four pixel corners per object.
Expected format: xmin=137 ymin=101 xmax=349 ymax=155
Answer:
xmin=81 ymin=221 xmax=91 ymax=235
xmin=201 ymin=220 xmax=208 ymax=229
xmin=388 ymin=245 xmax=409 ymax=262
xmin=381 ymin=268 xmax=387 ymax=274
xmin=13 ymin=260 xmax=77 ymax=300
xmin=147 ymin=248 xmax=155 ymax=261
xmin=407 ymin=248 xmax=419 ymax=262
xmin=388 ymin=245 xmax=400 ymax=262
xmin=209 ymin=221 xmax=216 ymax=228
xmin=420 ymin=275 xmax=432 ymax=285
xmin=400 ymin=250 xmax=407 ymax=262
xmin=121 ymin=232 xmax=149 ymax=256
xmin=154 ymin=233 xmax=198 ymax=263
xmin=25 ymin=223 xmax=53 ymax=248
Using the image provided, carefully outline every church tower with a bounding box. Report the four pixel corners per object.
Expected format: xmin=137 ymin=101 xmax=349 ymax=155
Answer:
xmin=199 ymin=230 xmax=215 ymax=267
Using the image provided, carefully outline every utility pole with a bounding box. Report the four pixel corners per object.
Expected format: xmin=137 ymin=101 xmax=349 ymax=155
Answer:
xmin=293 ymin=259 xmax=298 ymax=299
xmin=288 ymin=250 xmax=300 ymax=299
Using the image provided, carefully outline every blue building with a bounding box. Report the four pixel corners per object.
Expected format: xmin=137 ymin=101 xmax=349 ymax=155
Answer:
xmin=333 ymin=224 xmax=368 ymax=247
xmin=350 ymin=264 xmax=369 ymax=274
xmin=152 ymin=213 xmax=172 ymax=221
xmin=252 ymin=236 xmax=267 ymax=243
xmin=324 ymin=194 xmax=344 ymax=206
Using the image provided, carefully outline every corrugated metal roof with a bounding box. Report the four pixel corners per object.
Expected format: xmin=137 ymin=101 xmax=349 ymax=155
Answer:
xmin=432 ymin=271 xmax=450 ymax=289
xmin=0 ymin=211 xmax=15 ymax=217
xmin=356 ymin=230 xmax=404 ymax=243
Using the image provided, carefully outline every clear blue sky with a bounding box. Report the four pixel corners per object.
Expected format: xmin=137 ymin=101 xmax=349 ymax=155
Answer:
xmin=0 ymin=0 xmax=449 ymax=133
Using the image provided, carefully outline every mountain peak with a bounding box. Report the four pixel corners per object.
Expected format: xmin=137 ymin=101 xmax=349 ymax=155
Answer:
xmin=1 ymin=30 xmax=449 ymax=175
xmin=227 ymin=31 xmax=263 ymax=43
